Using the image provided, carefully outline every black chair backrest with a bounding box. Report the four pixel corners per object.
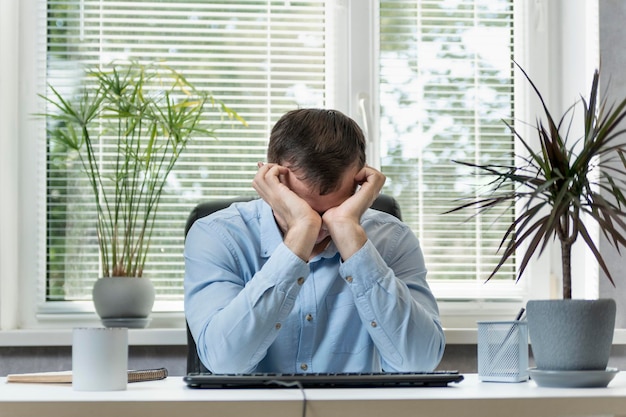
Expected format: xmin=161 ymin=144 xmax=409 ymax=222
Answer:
xmin=185 ymin=194 xmax=402 ymax=374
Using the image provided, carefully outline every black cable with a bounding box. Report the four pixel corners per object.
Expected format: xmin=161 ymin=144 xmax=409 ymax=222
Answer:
xmin=266 ymin=380 xmax=307 ymax=417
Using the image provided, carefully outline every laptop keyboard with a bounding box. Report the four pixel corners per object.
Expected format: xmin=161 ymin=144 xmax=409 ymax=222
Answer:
xmin=184 ymin=370 xmax=464 ymax=388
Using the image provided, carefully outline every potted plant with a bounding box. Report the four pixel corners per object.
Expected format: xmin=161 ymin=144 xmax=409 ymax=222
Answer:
xmin=41 ymin=61 xmax=245 ymax=327
xmin=448 ymin=62 xmax=626 ymax=384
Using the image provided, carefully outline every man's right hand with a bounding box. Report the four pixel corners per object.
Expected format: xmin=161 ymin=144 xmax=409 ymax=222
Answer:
xmin=252 ymin=162 xmax=321 ymax=261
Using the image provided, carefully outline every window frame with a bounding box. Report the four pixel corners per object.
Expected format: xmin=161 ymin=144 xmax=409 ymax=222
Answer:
xmin=1 ymin=0 xmax=602 ymax=335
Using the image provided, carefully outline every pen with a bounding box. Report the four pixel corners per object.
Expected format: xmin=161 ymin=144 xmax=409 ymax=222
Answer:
xmin=486 ymin=308 xmax=526 ymax=375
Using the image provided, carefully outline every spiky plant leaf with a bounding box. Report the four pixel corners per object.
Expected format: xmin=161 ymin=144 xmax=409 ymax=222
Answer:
xmin=447 ymin=62 xmax=626 ymax=299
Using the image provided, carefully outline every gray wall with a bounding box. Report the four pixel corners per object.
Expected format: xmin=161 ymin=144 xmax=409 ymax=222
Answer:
xmin=0 ymin=346 xmax=187 ymax=377
xmin=599 ymin=0 xmax=626 ymax=327
xmin=3 ymin=344 xmax=626 ymax=377
xmin=0 ymin=345 xmax=474 ymax=376
xmin=1 ymin=345 xmax=475 ymax=376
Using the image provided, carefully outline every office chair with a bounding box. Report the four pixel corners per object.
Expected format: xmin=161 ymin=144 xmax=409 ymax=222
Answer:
xmin=185 ymin=194 xmax=402 ymax=374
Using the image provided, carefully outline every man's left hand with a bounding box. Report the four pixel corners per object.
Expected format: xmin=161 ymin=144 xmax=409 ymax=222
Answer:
xmin=322 ymin=166 xmax=386 ymax=260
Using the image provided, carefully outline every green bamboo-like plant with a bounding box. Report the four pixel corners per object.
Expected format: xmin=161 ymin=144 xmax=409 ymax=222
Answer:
xmin=447 ymin=62 xmax=626 ymax=299
xmin=41 ymin=61 xmax=246 ymax=278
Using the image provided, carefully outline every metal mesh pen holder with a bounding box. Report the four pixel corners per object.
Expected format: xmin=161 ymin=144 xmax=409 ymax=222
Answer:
xmin=477 ymin=320 xmax=529 ymax=382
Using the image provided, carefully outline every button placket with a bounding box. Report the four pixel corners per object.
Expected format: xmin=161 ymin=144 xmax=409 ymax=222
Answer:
xmin=295 ymin=265 xmax=315 ymax=373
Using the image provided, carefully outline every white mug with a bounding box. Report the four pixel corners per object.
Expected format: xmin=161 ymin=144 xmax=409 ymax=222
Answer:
xmin=72 ymin=327 xmax=128 ymax=391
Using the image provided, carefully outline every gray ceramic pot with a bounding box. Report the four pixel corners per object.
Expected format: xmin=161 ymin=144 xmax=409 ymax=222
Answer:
xmin=92 ymin=277 xmax=155 ymax=328
xmin=526 ymin=298 xmax=616 ymax=371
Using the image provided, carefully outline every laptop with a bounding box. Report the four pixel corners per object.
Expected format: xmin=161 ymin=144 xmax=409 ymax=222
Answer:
xmin=183 ymin=370 xmax=464 ymax=389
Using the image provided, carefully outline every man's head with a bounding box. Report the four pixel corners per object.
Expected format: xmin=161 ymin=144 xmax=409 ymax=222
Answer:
xmin=267 ymin=109 xmax=367 ymax=196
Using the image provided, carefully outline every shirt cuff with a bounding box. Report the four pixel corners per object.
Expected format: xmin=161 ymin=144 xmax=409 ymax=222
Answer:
xmin=261 ymin=242 xmax=311 ymax=298
xmin=339 ymin=240 xmax=387 ymax=296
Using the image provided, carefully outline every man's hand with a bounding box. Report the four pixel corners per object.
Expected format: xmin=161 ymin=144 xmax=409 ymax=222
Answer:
xmin=252 ymin=162 xmax=321 ymax=261
xmin=322 ymin=166 xmax=386 ymax=260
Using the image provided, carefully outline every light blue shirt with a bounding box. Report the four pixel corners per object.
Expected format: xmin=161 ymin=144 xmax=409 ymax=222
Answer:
xmin=184 ymin=199 xmax=445 ymax=374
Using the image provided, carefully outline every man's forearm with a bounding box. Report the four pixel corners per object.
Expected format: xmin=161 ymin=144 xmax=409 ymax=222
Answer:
xmin=197 ymin=243 xmax=309 ymax=373
xmin=328 ymin=221 xmax=368 ymax=261
xmin=283 ymin=221 xmax=320 ymax=261
xmin=340 ymin=239 xmax=445 ymax=371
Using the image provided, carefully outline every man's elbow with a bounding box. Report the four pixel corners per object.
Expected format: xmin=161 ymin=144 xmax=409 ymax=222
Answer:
xmin=198 ymin=335 xmax=258 ymax=374
xmin=413 ymin=324 xmax=446 ymax=371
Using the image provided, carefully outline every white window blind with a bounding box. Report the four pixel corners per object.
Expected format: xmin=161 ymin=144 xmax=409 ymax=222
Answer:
xmin=45 ymin=0 xmax=328 ymax=303
xmin=43 ymin=0 xmax=520 ymax=308
xmin=378 ymin=0 xmax=518 ymax=299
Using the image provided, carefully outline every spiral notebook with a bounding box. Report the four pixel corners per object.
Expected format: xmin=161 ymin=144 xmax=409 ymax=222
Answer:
xmin=7 ymin=368 xmax=168 ymax=384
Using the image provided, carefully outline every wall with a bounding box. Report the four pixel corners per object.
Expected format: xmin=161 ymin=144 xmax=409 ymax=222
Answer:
xmin=599 ymin=0 xmax=626 ymax=327
xmin=0 ymin=346 xmax=187 ymax=377
xmin=2 ymin=344 xmax=626 ymax=377
xmin=0 ymin=345 xmax=475 ymax=376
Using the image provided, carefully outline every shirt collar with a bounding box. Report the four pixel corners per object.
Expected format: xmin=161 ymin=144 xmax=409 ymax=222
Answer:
xmin=315 ymin=240 xmax=339 ymax=261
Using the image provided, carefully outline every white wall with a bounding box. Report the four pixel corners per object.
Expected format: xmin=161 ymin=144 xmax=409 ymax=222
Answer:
xmin=0 ymin=0 xmax=20 ymax=330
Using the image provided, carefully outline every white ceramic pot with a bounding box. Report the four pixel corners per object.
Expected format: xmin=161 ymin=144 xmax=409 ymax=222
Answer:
xmin=92 ymin=277 xmax=155 ymax=328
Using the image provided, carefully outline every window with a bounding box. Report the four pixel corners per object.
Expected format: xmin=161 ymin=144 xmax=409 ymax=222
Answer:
xmin=377 ymin=1 xmax=517 ymax=300
xmin=8 ymin=0 xmax=595 ymax=328
xmin=44 ymin=0 xmax=329 ymax=307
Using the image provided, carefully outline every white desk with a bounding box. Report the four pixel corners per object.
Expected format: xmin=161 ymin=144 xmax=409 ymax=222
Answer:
xmin=2 ymin=373 xmax=626 ymax=417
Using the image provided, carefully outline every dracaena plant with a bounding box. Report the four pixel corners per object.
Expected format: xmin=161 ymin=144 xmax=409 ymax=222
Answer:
xmin=447 ymin=62 xmax=626 ymax=299
xmin=41 ymin=61 xmax=245 ymax=278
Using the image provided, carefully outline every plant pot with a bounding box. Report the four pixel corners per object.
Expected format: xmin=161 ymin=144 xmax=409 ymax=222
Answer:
xmin=526 ymin=299 xmax=616 ymax=371
xmin=92 ymin=277 xmax=155 ymax=328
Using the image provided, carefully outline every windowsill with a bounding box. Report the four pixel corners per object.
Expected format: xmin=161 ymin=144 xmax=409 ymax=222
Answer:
xmin=0 ymin=327 xmax=472 ymax=347
xmin=3 ymin=327 xmax=626 ymax=347
xmin=0 ymin=328 xmax=185 ymax=347
xmin=5 ymin=301 xmax=625 ymax=347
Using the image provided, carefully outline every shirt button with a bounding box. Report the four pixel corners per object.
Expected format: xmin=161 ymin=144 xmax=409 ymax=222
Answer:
xmin=346 ymin=276 xmax=353 ymax=283
xmin=275 ymin=323 xmax=282 ymax=330
xmin=300 ymin=363 xmax=308 ymax=371
xmin=305 ymin=314 xmax=313 ymax=321
xmin=370 ymin=321 xmax=377 ymax=328
xmin=297 ymin=277 xmax=305 ymax=285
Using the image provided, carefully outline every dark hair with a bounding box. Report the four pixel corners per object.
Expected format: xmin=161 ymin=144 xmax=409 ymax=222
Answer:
xmin=267 ymin=109 xmax=366 ymax=195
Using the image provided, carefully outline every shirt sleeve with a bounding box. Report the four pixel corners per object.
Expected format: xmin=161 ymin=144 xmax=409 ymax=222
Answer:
xmin=339 ymin=225 xmax=445 ymax=372
xmin=184 ymin=217 xmax=309 ymax=373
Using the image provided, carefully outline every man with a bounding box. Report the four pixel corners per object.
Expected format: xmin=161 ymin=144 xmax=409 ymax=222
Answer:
xmin=184 ymin=108 xmax=444 ymax=374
